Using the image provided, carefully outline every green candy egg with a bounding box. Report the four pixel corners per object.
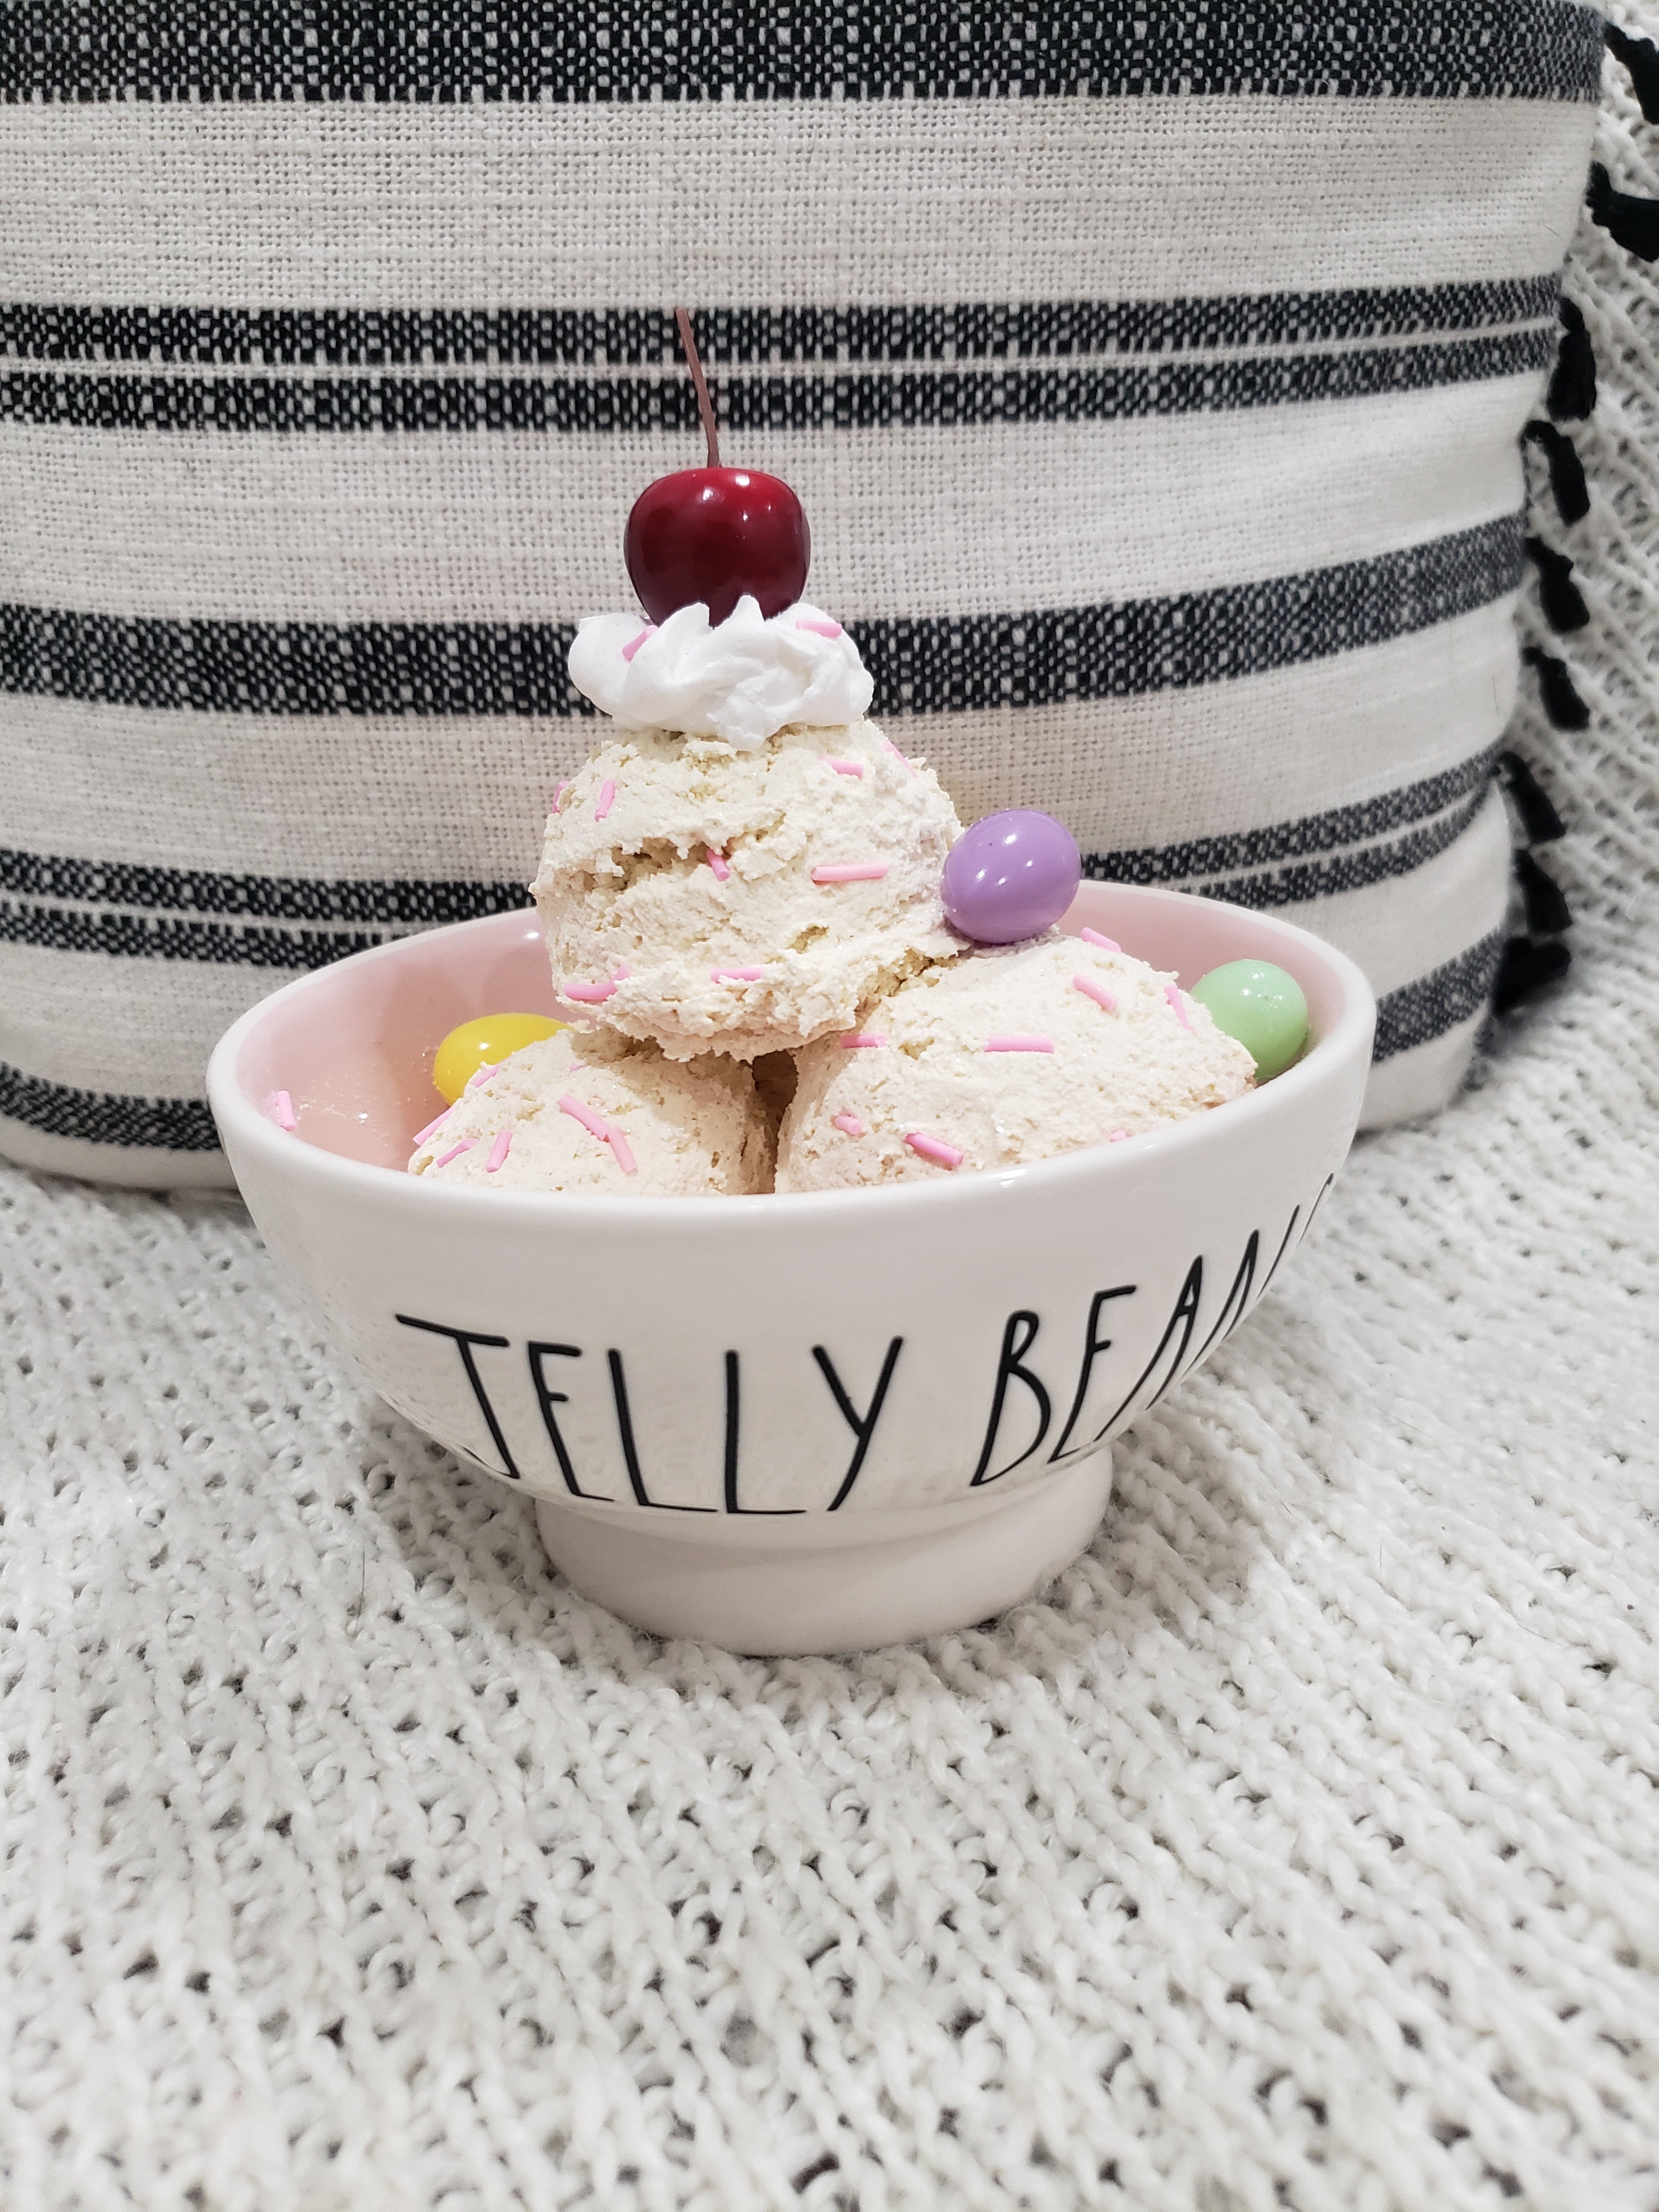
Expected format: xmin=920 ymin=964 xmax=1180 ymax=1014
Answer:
xmin=1190 ymin=960 xmax=1309 ymax=1082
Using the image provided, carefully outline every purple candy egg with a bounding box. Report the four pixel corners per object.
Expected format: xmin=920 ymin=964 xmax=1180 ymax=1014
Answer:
xmin=941 ymin=809 xmax=1082 ymax=945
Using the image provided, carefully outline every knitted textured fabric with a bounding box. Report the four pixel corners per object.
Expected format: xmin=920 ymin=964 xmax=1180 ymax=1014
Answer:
xmin=2 ymin=902 xmax=1655 ymax=2210
xmin=0 ymin=2 xmax=1609 ymax=1187
xmin=2 ymin=24 xmax=1657 ymax=2192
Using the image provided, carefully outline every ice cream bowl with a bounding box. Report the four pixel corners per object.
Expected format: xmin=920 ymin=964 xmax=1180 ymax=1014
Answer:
xmin=207 ymin=884 xmax=1374 ymax=1656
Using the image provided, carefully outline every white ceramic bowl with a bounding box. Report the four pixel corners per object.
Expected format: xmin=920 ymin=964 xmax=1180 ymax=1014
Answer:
xmin=208 ymin=887 xmax=1373 ymax=1654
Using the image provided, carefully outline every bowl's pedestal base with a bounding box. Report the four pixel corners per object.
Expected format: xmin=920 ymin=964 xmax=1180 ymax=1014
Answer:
xmin=532 ymin=1452 xmax=1113 ymax=1655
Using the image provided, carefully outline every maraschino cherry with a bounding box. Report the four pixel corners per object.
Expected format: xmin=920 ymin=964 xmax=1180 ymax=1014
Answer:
xmin=624 ymin=309 xmax=810 ymax=627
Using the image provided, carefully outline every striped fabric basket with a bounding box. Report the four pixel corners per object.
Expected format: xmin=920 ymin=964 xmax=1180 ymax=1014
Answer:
xmin=0 ymin=3 xmax=1602 ymax=1186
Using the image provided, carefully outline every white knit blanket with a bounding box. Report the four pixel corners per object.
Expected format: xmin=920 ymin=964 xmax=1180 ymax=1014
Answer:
xmin=4 ymin=47 xmax=1657 ymax=2212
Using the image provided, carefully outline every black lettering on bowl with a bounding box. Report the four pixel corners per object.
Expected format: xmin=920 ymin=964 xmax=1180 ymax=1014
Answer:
xmin=394 ymin=1314 xmax=520 ymax=1481
xmin=723 ymin=1350 xmax=804 ymax=1515
xmin=970 ymin=1311 xmax=1052 ymax=1487
xmin=527 ymin=1341 xmax=612 ymax=1502
xmin=1047 ymin=1285 xmax=1139 ymax=1466
xmin=811 ymin=1338 xmax=905 ymax=1510
xmin=390 ymin=1186 xmax=1330 ymax=1509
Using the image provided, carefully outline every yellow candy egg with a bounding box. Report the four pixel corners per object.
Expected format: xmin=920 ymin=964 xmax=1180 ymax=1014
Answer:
xmin=432 ymin=1013 xmax=564 ymax=1103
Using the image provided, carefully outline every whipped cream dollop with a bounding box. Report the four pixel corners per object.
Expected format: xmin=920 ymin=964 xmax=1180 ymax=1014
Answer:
xmin=567 ymin=596 xmax=875 ymax=751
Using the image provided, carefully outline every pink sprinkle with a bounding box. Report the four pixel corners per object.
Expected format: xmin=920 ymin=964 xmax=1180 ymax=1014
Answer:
xmin=840 ymin=1032 xmax=888 ymax=1049
xmin=1073 ymin=974 xmax=1119 ymax=1013
xmin=1108 ymin=1129 xmax=1129 ymax=1143
xmin=612 ymin=962 xmax=633 ymax=981
xmin=812 ymin=861 xmax=889 ymax=884
xmin=433 ymin=1139 xmax=474 ymax=1170
xmin=827 ymin=758 xmax=865 ymax=777
xmin=594 ymin=778 xmax=617 ymax=823
xmin=1165 ymin=982 xmax=1192 ymax=1030
xmin=984 ymin=1034 xmax=1055 ymax=1053
xmin=607 ymin=1130 xmax=637 ymax=1177
xmin=905 ymin=1131 xmax=964 ymax=1170
xmin=558 ymin=1093 xmax=636 ymax=1175
xmin=486 ymin=1129 xmax=512 ymax=1173
xmin=620 ymin=625 xmax=657 ymax=663
xmin=882 ymin=737 xmax=916 ymax=775
xmin=413 ymin=1107 xmax=450 ymax=1146
xmin=1080 ymin=929 xmax=1120 ymax=952
xmin=552 ymin=780 xmax=571 ymax=810
xmin=558 ymin=1093 xmax=610 ymax=1142
xmin=706 ymin=847 xmax=731 ymax=881
xmin=711 ymin=967 xmax=764 ymax=983
xmin=563 ymin=979 xmax=617 ymax=1004
xmin=272 ymin=1090 xmax=296 ymax=1132
xmin=832 ymin=1113 xmax=867 ymax=1138
xmin=466 ymin=1063 xmax=495 ymax=1091
xmin=795 ymin=617 xmax=843 ymax=639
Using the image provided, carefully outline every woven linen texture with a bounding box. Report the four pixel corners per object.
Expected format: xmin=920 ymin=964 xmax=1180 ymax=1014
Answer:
xmin=0 ymin=1 xmax=1604 ymax=1183
xmin=2 ymin=11 xmax=1656 ymax=2197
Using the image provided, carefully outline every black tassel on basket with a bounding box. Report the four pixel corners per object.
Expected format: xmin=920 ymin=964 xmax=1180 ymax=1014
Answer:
xmin=1587 ymin=162 xmax=1659 ymax=262
xmin=1499 ymin=748 xmax=1568 ymax=840
xmin=1522 ymin=420 xmax=1590 ymax=524
xmin=1548 ymin=299 xmax=1597 ymax=420
xmin=1493 ymin=937 xmax=1572 ymax=1013
xmin=1518 ymin=651 xmax=1590 ymax=736
xmin=1488 ymin=75 xmax=1634 ymax=1024
xmin=1515 ymin=850 xmax=1573 ymax=937
xmin=1606 ymin=24 xmax=1659 ymax=125
xmin=1525 ymin=538 xmax=1590 ymax=633
xmin=1494 ymin=747 xmax=1572 ymax=1011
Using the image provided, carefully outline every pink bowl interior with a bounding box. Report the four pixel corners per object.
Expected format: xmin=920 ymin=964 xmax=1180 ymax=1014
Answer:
xmin=232 ymin=889 xmax=1355 ymax=1172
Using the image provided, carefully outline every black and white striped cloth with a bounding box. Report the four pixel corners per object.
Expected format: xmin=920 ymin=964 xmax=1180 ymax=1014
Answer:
xmin=0 ymin=4 xmax=1602 ymax=1185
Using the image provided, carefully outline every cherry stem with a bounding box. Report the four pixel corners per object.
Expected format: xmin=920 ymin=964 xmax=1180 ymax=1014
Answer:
xmin=674 ymin=306 xmax=720 ymax=469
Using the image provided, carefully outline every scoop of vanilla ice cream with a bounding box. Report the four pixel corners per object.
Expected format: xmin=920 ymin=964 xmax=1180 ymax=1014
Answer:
xmin=775 ymin=934 xmax=1256 ymax=1192
xmin=408 ymin=1030 xmax=769 ymax=1196
xmin=531 ymin=718 xmax=962 ymax=1062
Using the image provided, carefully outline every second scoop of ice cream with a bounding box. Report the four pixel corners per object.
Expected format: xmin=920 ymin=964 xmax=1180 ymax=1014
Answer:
xmin=409 ymin=1030 xmax=769 ymax=1196
xmin=532 ymin=719 xmax=962 ymax=1062
xmin=775 ymin=934 xmax=1257 ymax=1191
